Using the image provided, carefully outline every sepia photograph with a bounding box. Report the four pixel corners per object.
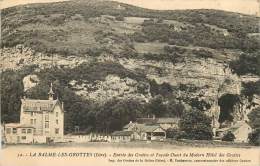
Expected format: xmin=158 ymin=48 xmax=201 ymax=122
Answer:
xmin=0 ymin=0 xmax=260 ymax=165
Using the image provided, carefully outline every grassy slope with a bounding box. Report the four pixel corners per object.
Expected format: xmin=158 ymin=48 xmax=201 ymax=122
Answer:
xmin=2 ymin=0 xmax=259 ymax=54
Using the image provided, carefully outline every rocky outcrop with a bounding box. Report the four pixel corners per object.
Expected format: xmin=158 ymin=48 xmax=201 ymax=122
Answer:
xmin=0 ymin=46 xmax=89 ymax=70
xmin=23 ymin=75 xmax=39 ymax=92
xmin=69 ymin=75 xmax=151 ymax=103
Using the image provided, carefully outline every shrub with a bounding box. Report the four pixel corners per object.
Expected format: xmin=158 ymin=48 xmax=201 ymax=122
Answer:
xmin=248 ymin=128 xmax=260 ymax=146
xmin=248 ymin=107 xmax=260 ymax=129
xmin=166 ymin=128 xmax=186 ymax=140
xmin=192 ymin=49 xmax=213 ymax=59
xmin=115 ymin=15 xmax=124 ymax=21
xmin=222 ymin=131 xmax=235 ymax=142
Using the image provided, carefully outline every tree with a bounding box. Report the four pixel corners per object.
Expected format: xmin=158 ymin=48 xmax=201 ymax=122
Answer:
xmin=1 ymin=66 xmax=36 ymax=123
xmin=147 ymin=95 xmax=167 ymax=117
xmin=166 ymin=128 xmax=185 ymax=140
xmin=166 ymin=99 xmax=186 ymax=118
xmin=248 ymin=128 xmax=260 ymax=146
xmin=248 ymin=107 xmax=260 ymax=146
xmin=95 ymin=99 xmax=145 ymax=133
xmin=222 ymin=131 xmax=235 ymax=142
xmin=242 ymin=81 xmax=260 ymax=101
xmin=248 ymin=107 xmax=260 ymax=129
xmin=179 ymin=110 xmax=213 ymax=140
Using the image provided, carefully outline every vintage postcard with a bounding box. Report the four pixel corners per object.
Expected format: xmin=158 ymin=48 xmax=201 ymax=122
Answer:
xmin=0 ymin=0 xmax=260 ymax=166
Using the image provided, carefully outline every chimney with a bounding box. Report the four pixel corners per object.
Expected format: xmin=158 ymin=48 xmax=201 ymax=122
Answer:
xmin=152 ymin=114 xmax=156 ymax=120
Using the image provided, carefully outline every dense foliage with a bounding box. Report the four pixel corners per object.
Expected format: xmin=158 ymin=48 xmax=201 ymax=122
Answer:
xmin=241 ymin=81 xmax=260 ymax=101
xmin=230 ymin=51 xmax=260 ymax=76
xmin=248 ymin=107 xmax=260 ymax=129
xmin=179 ymin=110 xmax=213 ymax=140
xmin=248 ymin=128 xmax=260 ymax=146
xmin=1 ymin=66 xmax=36 ymax=123
xmin=221 ymin=131 xmax=235 ymax=142
xmin=247 ymin=107 xmax=260 ymax=146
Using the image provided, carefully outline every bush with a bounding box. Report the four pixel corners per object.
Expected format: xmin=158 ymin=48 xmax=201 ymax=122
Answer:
xmin=248 ymin=128 xmax=260 ymax=146
xmin=229 ymin=52 xmax=260 ymax=76
xmin=241 ymin=81 xmax=260 ymax=101
xmin=192 ymin=49 xmax=213 ymax=59
xmin=166 ymin=128 xmax=178 ymax=138
xmin=115 ymin=15 xmax=124 ymax=21
xmin=248 ymin=107 xmax=260 ymax=129
xmin=166 ymin=128 xmax=187 ymax=140
xmin=222 ymin=131 xmax=235 ymax=142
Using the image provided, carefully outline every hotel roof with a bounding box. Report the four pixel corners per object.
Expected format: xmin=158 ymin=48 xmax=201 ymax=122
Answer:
xmin=21 ymin=99 xmax=60 ymax=112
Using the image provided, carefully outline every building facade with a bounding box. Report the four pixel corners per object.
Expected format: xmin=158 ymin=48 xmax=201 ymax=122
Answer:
xmin=111 ymin=131 xmax=134 ymax=142
xmin=215 ymin=121 xmax=252 ymax=143
xmin=4 ymin=83 xmax=64 ymax=144
xmin=136 ymin=117 xmax=180 ymax=130
xmin=4 ymin=123 xmax=34 ymax=144
xmin=123 ymin=121 xmax=166 ymax=141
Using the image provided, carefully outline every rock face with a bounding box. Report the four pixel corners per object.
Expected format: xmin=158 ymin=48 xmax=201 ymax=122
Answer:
xmin=117 ymin=55 xmax=241 ymax=99
xmin=69 ymin=75 xmax=151 ymax=103
xmin=6 ymin=43 xmax=259 ymax=126
xmin=0 ymin=46 xmax=89 ymax=70
xmin=23 ymin=75 xmax=40 ymax=92
xmin=115 ymin=54 xmax=242 ymax=127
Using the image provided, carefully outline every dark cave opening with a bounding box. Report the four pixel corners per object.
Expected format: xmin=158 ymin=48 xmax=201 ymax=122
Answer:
xmin=218 ymin=94 xmax=240 ymax=124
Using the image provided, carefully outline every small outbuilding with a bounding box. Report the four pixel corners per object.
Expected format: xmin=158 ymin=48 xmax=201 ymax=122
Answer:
xmin=216 ymin=121 xmax=252 ymax=143
xmin=5 ymin=123 xmax=35 ymax=144
xmin=111 ymin=131 xmax=134 ymax=143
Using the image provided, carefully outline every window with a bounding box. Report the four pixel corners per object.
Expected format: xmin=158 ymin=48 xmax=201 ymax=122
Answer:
xmin=45 ymin=122 xmax=49 ymax=128
xmin=55 ymin=128 xmax=59 ymax=134
xmin=45 ymin=114 xmax=49 ymax=121
xmin=30 ymin=119 xmax=33 ymax=125
xmin=13 ymin=128 xmax=17 ymax=134
xmin=22 ymin=129 xmax=26 ymax=134
xmin=27 ymin=129 xmax=32 ymax=134
xmin=56 ymin=112 xmax=58 ymax=117
xmin=56 ymin=119 xmax=58 ymax=125
xmin=21 ymin=136 xmax=26 ymax=140
xmin=6 ymin=128 xmax=11 ymax=134
xmin=31 ymin=112 xmax=33 ymax=116
xmin=33 ymin=129 xmax=36 ymax=134
xmin=34 ymin=119 xmax=36 ymax=124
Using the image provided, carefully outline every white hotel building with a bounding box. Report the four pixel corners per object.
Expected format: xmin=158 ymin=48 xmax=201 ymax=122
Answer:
xmin=4 ymin=84 xmax=64 ymax=144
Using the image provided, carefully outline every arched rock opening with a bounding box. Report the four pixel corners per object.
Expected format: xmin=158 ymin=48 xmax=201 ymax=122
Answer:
xmin=218 ymin=94 xmax=240 ymax=125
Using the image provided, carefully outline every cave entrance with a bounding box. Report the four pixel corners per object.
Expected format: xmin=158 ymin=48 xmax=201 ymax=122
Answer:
xmin=218 ymin=94 xmax=240 ymax=126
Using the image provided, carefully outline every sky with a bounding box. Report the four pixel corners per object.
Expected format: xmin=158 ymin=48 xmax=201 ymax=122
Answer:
xmin=1 ymin=0 xmax=259 ymax=16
